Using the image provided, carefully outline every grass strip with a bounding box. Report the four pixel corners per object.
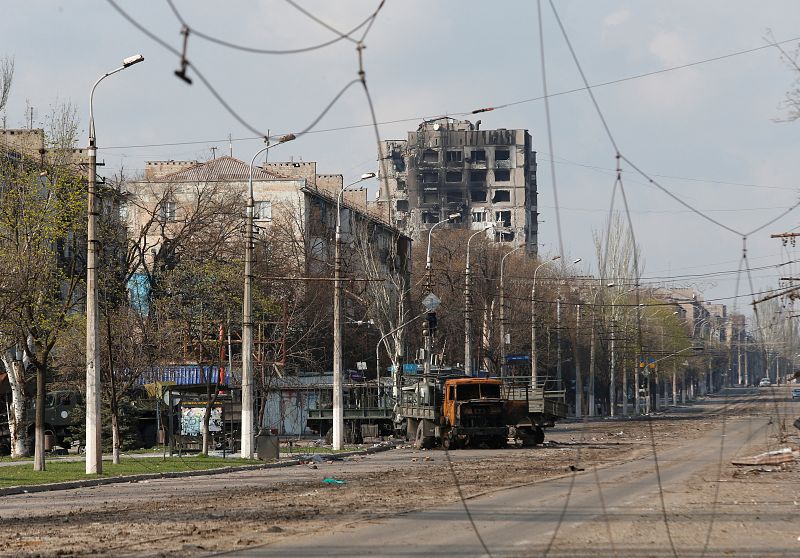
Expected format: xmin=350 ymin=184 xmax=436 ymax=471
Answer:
xmin=0 ymin=456 xmax=256 ymax=488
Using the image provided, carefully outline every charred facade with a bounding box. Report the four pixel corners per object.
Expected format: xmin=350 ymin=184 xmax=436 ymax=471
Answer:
xmin=377 ymin=118 xmax=537 ymax=254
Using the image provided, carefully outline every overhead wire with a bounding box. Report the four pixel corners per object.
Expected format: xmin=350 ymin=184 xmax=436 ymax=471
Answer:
xmin=164 ymin=0 xmax=383 ymax=55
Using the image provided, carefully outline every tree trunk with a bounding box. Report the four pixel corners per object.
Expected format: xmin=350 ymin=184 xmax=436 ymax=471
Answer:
xmin=33 ymin=365 xmax=45 ymax=471
xmin=110 ymin=399 xmax=121 ymax=465
xmin=3 ymin=355 xmax=29 ymax=457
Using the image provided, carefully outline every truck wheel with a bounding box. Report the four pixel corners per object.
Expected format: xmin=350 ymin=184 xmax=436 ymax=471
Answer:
xmin=442 ymin=432 xmax=459 ymax=450
xmin=490 ymin=435 xmax=507 ymax=449
xmin=518 ymin=427 xmax=536 ymax=447
xmin=533 ymin=427 xmax=545 ymax=445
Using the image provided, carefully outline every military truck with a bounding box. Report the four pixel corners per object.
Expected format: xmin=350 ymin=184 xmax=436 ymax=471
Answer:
xmin=395 ymin=373 xmax=568 ymax=448
xmin=397 ymin=376 xmax=508 ymax=449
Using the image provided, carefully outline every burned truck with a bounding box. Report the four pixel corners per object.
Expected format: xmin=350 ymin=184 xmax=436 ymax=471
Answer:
xmin=395 ymin=374 xmax=567 ymax=449
xmin=397 ymin=376 xmax=508 ymax=449
xmin=306 ymin=370 xmax=567 ymax=448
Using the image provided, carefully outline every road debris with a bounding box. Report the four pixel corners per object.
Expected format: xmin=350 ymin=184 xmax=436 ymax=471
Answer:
xmin=731 ymin=447 xmax=798 ymax=466
xmin=323 ymin=477 xmax=346 ymax=485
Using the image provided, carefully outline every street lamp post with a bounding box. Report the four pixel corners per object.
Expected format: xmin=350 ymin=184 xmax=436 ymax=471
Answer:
xmin=241 ymin=133 xmax=296 ymax=459
xmin=531 ymin=256 xmax=560 ymax=387
xmin=377 ymin=312 xmax=426 ymax=402
xmin=464 ymin=225 xmax=493 ymax=376
xmin=609 ymin=286 xmax=635 ymax=417
xmin=85 ymin=54 xmax=144 ymax=475
xmin=499 ymin=246 xmax=524 ymax=378
xmin=423 ymin=214 xmax=459 ymax=379
xmin=588 ymin=283 xmax=613 ymax=417
xmin=332 ymin=172 xmax=377 ymax=450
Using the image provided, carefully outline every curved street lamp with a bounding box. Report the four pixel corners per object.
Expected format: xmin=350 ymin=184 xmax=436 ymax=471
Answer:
xmin=85 ymin=54 xmax=144 ymax=475
xmin=464 ymin=224 xmax=494 ymax=376
xmin=240 ymin=133 xmax=296 ymax=459
xmin=332 ymin=172 xmax=377 ymax=450
xmin=499 ymin=246 xmax=524 ymax=378
xmin=530 ymin=256 xmax=560 ymax=386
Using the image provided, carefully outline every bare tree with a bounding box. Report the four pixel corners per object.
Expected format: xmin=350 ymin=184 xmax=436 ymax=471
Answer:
xmin=0 ymin=55 xmax=13 ymax=114
xmin=769 ymin=32 xmax=800 ymax=122
xmin=44 ymin=99 xmax=80 ymax=167
xmin=351 ymin=218 xmax=411 ymax=381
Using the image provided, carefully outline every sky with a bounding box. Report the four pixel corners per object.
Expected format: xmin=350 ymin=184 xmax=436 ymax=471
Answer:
xmin=3 ymin=0 xmax=800 ymax=317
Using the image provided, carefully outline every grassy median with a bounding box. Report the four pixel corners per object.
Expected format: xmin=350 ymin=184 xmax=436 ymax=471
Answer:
xmin=0 ymin=455 xmax=257 ymax=488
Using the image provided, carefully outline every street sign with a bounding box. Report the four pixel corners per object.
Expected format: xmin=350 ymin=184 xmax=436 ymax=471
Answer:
xmin=421 ymin=293 xmax=441 ymax=311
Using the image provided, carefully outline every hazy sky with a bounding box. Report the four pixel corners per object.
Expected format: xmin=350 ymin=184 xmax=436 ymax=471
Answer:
xmin=4 ymin=1 xmax=800 ymax=314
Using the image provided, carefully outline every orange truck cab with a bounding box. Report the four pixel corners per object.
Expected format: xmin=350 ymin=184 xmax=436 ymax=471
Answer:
xmin=439 ymin=378 xmax=508 ymax=449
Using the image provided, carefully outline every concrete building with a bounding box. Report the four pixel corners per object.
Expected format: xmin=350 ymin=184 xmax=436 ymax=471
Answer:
xmin=1 ymin=128 xmax=89 ymax=169
xmin=376 ymin=118 xmax=538 ymax=253
xmin=125 ymin=156 xmax=411 ymax=305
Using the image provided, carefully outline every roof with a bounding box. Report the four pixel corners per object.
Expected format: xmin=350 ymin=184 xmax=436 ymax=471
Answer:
xmin=156 ymin=156 xmax=286 ymax=182
xmin=303 ymin=185 xmax=411 ymax=241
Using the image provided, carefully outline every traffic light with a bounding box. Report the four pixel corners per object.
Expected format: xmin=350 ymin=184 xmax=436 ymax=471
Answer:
xmin=427 ymin=312 xmax=437 ymax=336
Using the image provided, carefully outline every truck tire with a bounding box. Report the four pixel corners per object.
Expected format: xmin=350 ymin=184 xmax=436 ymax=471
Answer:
xmin=442 ymin=431 xmax=459 ymax=450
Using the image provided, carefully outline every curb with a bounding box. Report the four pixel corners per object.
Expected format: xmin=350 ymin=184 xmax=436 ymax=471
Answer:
xmin=0 ymin=443 xmax=395 ymax=497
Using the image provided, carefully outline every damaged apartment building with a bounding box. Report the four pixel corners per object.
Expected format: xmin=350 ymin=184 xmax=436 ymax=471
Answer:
xmin=376 ymin=118 xmax=538 ymax=254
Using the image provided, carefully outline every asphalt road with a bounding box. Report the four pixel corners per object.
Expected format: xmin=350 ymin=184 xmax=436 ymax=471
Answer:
xmin=227 ymin=387 xmax=800 ymax=557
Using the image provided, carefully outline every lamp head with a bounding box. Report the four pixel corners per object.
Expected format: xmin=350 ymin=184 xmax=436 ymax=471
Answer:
xmin=278 ymin=133 xmax=296 ymax=143
xmin=360 ymin=172 xmax=376 ymax=180
xmin=606 ymin=282 xmax=615 ymax=288
xmin=122 ymin=54 xmax=145 ymax=67
xmin=447 ymin=213 xmax=461 ymax=220
xmin=551 ymin=255 xmax=561 ymax=261
xmin=572 ymin=258 xmax=582 ymax=264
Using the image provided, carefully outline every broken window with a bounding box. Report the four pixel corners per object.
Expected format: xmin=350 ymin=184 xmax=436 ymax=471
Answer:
xmin=397 ymin=179 xmax=406 ymax=191
xmin=471 ymin=149 xmax=486 ymax=162
xmin=470 ymin=189 xmax=487 ymax=202
xmin=494 ymin=169 xmax=510 ymax=182
xmin=422 ymin=212 xmax=438 ymax=224
xmin=446 ymin=191 xmax=462 ymax=203
xmin=422 ymin=191 xmax=438 ymax=204
xmin=492 ymin=190 xmax=510 ymax=203
xmin=446 ymin=150 xmax=463 ymax=163
xmin=471 ymin=211 xmax=486 ymax=223
xmin=422 ymin=172 xmax=438 ymax=184
xmin=469 ymin=170 xmax=487 ymax=183
xmin=495 ymin=149 xmax=510 ymax=161
xmin=422 ymin=149 xmax=438 ymax=163
xmin=445 ymin=171 xmax=462 ymax=183
xmin=498 ymin=230 xmax=515 ymax=242
xmin=495 ymin=210 xmax=511 ymax=227
xmin=396 ymin=199 xmax=409 ymax=212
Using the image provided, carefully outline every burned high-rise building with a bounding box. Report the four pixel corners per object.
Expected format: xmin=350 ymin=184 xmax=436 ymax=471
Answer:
xmin=375 ymin=118 xmax=537 ymax=254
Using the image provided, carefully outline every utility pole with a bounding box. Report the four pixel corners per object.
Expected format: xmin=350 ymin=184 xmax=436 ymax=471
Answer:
xmin=85 ymin=54 xmax=144 ymax=475
xmin=609 ymin=309 xmax=616 ymax=416
xmin=499 ymin=246 xmax=522 ymax=378
xmin=574 ymin=304 xmax=582 ymax=418
xmin=634 ymin=356 xmax=640 ymax=416
xmin=556 ymin=295 xmax=562 ymax=385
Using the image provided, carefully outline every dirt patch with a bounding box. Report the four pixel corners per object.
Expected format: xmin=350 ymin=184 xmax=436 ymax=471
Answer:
xmin=0 ymin=399 xmax=782 ymax=557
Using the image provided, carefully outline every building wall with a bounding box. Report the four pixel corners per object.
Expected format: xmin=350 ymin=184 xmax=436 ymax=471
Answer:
xmin=0 ymin=128 xmax=45 ymax=160
xmin=145 ymin=160 xmax=198 ymax=180
xmin=378 ymin=118 xmax=537 ymax=254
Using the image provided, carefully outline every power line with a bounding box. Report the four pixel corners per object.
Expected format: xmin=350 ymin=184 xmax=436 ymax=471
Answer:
xmin=164 ymin=0 xmax=384 ymax=55
xmin=97 ymin=32 xmax=800 ymax=153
